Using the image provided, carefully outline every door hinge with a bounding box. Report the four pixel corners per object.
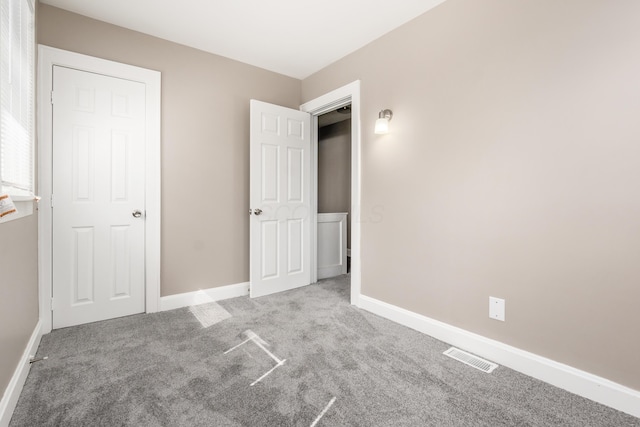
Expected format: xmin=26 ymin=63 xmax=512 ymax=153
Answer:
xmin=50 ymin=297 xmax=54 ymax=311
xmin=50 ymin=91 xmax=54 ymax=105
xmin=50 ymin=193 xmax=54 ymax=208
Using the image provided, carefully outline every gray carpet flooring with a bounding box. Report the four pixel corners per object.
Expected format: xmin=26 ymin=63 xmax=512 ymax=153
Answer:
xmin=11 ymin=276 xmax=640 ymax=426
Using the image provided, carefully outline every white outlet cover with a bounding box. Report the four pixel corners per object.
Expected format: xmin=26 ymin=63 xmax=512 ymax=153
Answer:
xmin=489 ymin=297 xmax=505 ymax=321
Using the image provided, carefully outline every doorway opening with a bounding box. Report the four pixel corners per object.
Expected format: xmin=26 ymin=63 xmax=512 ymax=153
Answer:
xmin=301 ymin=80 xmax=361 ymax=306
xmin=248 ymin=81 xmax=361 ymax=304
xmin=316 ymin=105 xmax=351 ymax=287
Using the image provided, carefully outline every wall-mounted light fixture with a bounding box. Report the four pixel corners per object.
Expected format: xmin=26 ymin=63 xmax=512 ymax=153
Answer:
xmin=374 ymin=109 xmax=393 ymax=134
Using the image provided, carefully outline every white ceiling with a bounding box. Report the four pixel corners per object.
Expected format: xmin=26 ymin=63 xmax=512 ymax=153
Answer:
xmin=40 ymin=0 xmax=446 ymax=79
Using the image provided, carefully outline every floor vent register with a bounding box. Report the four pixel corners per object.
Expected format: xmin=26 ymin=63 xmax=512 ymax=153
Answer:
xmin=443 ymin=347 xmax=499 ymax=373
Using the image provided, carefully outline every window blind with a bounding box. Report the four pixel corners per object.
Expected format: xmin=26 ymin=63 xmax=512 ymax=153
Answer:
xmin=0 ymin=0 xmax=34 ymax=198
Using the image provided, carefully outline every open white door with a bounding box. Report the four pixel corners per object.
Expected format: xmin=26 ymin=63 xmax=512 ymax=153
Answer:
xmin=250 ymin=100 xmax=311 ymax=298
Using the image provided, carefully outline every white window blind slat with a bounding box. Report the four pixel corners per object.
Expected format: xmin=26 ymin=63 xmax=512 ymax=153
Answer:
xmin=0 ymin=0 xmax=35 ymax=198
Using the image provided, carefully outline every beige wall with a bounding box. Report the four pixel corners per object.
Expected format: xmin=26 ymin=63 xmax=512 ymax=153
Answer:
xmin=303 ymin=0 xmax=640 ymax=390
xmin=318 ymin=119 xmax=351 ymax=248
xmin=38 ymin=4 xmax=301 ymax=297
xmin=0 ymin=215 xmax=39 ymax=396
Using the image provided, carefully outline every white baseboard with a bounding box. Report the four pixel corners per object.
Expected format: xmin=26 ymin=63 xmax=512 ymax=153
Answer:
xmin=358 ymin=295 xmax=640 ymax=419
xmin=160 ymin=282 xmax=250 ymax=312
xmin=0 ymin=320 xmax=43 ymax=427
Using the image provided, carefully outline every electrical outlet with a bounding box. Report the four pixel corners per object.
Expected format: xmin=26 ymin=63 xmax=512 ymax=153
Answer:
xmin=489 ymin=297 xmax=505 ymax=321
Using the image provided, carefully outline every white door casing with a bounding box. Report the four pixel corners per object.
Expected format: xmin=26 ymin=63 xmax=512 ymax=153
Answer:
xmin=51 ymin=66 xmax=146 ymax=328
xmin=300 ymin=80 xmax=361 ymax=306
xmin=38 ymin=45 xmax=161 ymax=334
xmin=250 ymin=100 xmax=311 ymax=298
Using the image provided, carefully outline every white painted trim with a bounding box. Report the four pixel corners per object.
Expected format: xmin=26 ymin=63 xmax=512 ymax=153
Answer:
xmin=37 ymin=45 xmax=162 ymax=333
xmin=160 ymin=282 xmax=250 ymax=312
xmin=359 ymin=295 xmax=640 ymax=419
xmin=309 ymin=114 xmax=319 ymax=285
xmin=300 ymin=80 xmax=361 ymax=306
xmin=0 ymin=321 xmax=43 ymax=427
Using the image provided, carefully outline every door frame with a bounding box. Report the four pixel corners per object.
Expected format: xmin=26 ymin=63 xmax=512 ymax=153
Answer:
xmin=37 ymin=46 xmax=162 ymax=333
xmin=300 ymin=80 xmax=361 ymax=306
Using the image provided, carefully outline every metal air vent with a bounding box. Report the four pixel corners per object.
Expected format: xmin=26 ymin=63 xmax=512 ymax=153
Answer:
xmin=443 ymin=347 xmax=498 ymax=373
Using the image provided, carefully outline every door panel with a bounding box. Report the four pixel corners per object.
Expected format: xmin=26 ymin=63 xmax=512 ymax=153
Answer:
xmin=250 ymin=100 xmax=311 ymax=298
xmin=72 ymin=227 xmax=95 ymax=304
xmin=52 ymin=66 xmax=146 ymax=328
xmin=288 ymin=147 xmax=303 ymax=202
xmin=288 ymin=219 xmax=303 ymax=274
xmin=262 ymin=144 xmax=280 ymax=202
xmin=111 ymin=225 xmax=132 ymax=298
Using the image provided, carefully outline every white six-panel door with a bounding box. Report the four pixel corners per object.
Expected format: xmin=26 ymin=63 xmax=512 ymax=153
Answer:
xmin=52 ymin=66 xmax=146 ymax=328
xmin=250 ymin=100 xmax=311 ymax=298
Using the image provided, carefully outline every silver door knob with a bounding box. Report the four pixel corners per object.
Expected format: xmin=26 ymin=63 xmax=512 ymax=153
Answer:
xmin=254 ymin=208 xmax=262 ymax=216
xmin=132 ymin=210 xmax=142 ymax=218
